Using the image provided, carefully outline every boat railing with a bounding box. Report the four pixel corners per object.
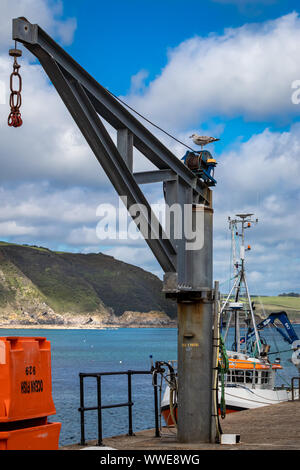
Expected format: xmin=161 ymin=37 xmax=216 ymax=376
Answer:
xmin=291 ymin=376 xmax=300 ymax=401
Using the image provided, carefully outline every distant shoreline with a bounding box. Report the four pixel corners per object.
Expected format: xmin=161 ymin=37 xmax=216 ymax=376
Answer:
xmin=0 ymin=321 xmax=298 ymax=330
xmin=0 ymin=323 xmax=177 ymax=330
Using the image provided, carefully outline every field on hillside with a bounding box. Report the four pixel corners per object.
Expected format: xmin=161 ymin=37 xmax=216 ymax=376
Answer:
xmin=254 ymin=296 xmax=300 ymax=322
xmin=221 ymin=295 xmax=300 ymax=323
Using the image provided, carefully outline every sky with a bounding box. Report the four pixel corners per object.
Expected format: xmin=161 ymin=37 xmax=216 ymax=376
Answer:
xmin=0 ymin=0 xmax=300 ymax=295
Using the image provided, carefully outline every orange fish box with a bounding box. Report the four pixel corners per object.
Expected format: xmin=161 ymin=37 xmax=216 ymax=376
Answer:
xmin=0 ymin=337 xmax=57 ymax=422
xmin=0 ymin=421 xmax=61 ymax=450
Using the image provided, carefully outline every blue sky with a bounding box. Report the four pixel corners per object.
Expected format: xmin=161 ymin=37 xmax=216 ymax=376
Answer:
xmin=62 ymin=0 xmax=300 ymax=147
xmin=62 ymin=0 xmax=300 ymax=93
xmin=0 ymin=0 xmax=300 ymax=296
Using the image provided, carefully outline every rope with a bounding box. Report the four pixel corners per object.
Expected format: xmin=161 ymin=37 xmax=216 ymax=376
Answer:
xmin=218 ymin=335 xmax=229 ymax=419
xmin=268 ymin=349 xmax=292 ymax=355
xmin=106 ymin=89 xmax=195 ymax=152
xmin=219 ymin=274 xmax=237 ymax=287
xmin=212 ymin=298 xmax=224 ymax=441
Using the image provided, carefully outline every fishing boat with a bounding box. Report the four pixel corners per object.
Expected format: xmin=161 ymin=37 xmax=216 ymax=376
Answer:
xmin=161 ymin=214 xmax=300 ymax=426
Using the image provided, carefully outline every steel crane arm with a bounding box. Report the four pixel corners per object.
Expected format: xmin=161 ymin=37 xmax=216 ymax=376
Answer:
xmin=11 ymin=17 xmax=180 ymax=273
xmin=42 ymin=56 xmax=177 ymax=273
xmin=11 ymin=16 xmax=215 ymax=289
xmin=12 ymin=17 xmax=209 ymax=201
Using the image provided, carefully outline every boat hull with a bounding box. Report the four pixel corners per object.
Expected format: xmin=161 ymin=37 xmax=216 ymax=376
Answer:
xmin=161 ymin=385 xmax=292 ymax=426
xmin=161 ymin=403 xmax=242 ymax=427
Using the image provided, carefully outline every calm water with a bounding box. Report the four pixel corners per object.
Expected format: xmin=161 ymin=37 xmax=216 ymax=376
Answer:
xmin=0 ymin=326 xmax=299 ymax=446
xmin=0 ymin=328 xmax=177 ymax=446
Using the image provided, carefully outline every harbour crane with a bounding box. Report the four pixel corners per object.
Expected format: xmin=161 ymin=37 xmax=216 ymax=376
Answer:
xmin=9 ymin=17 xmax=220 ymax=443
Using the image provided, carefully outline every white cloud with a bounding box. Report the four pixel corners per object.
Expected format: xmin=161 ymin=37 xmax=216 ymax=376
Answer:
xmin=0 ymin=220 xmax=35 ymax=236
xmin=124 ymin=13 xmax=300 ymax=129
xmin=129 ymin=69 xmax=149 ymax=95
xmin=217 ymin=124 xmax=300 ymax=210
xmin=213 ymin=122 xmax=300 ymax=294
xmin=1 ymin=115 xmax=299 ymax=293
xmin=0 ymin=0 xmax=105 ymax=190
xmin=0 ymin=184 xmax=104 ymax=224
xmin=0 ymin=56 xmax=111 ymax=188
xmin=0 ymin=4 xmax=299 ymax=294
xmin=67 ymin=226 xmax=100 ymax=247
xmin=0 ymin=183 xmax=115 ymax=247
xmin=54 ymin=16 xmax=77 ymax=46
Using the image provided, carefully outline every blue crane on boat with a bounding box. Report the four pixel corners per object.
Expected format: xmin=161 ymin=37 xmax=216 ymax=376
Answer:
xmin=246 ymin=311 xmax=299 ymax=345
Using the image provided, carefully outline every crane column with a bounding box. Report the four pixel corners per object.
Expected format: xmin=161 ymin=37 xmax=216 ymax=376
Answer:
xmin=177 ymin=204 xmax=214 ymax=442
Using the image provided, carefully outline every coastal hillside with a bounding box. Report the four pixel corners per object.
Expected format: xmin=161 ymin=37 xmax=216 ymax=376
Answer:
xmin=0 ymin=241 xmax=298 ymax=327
xmin=0 ymin=242 xmax=176 ymax=327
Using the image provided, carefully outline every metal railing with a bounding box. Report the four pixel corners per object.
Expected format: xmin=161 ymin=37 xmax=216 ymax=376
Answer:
xmin=291 ymin=376 xmax=300 ymax=401
xmin=78 ymin=370 xmax=160 ymax=446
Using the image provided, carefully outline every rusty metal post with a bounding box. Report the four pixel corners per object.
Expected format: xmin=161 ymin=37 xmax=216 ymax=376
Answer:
xmin=177 ymin=204 xmax=215 ymax=443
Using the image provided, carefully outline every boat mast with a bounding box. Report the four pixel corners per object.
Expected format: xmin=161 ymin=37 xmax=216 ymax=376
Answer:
xmin=223 ymin=213 xmax=261 ymax=355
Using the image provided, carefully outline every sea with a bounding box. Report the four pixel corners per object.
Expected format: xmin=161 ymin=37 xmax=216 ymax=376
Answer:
xmin=0 ymin=326 xmax=299 ymax=447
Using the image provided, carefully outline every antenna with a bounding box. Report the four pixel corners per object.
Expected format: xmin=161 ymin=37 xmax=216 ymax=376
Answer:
xmin=229 ymin=214 xmax=258 ymax=268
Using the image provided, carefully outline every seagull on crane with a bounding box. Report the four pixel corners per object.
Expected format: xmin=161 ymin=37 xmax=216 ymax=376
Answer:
xmin=189 ymin=134 xmax=220 ymax=149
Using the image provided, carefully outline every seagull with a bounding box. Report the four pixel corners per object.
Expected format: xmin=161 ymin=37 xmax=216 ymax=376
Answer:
xmin=189 ymin=134 xmax=220 ymax=149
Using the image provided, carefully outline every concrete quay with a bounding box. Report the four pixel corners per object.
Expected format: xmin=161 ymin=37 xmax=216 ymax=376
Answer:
xmin=62 ymin=401 xmax=300 ymax=451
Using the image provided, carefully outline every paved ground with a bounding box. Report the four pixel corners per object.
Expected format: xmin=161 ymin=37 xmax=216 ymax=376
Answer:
xmin=61 ymin=401 xmax=300 ymax=451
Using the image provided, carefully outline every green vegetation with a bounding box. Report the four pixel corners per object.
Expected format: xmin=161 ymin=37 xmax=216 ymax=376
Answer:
xmin=278 ymin=292 xmax=300 ymax=298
